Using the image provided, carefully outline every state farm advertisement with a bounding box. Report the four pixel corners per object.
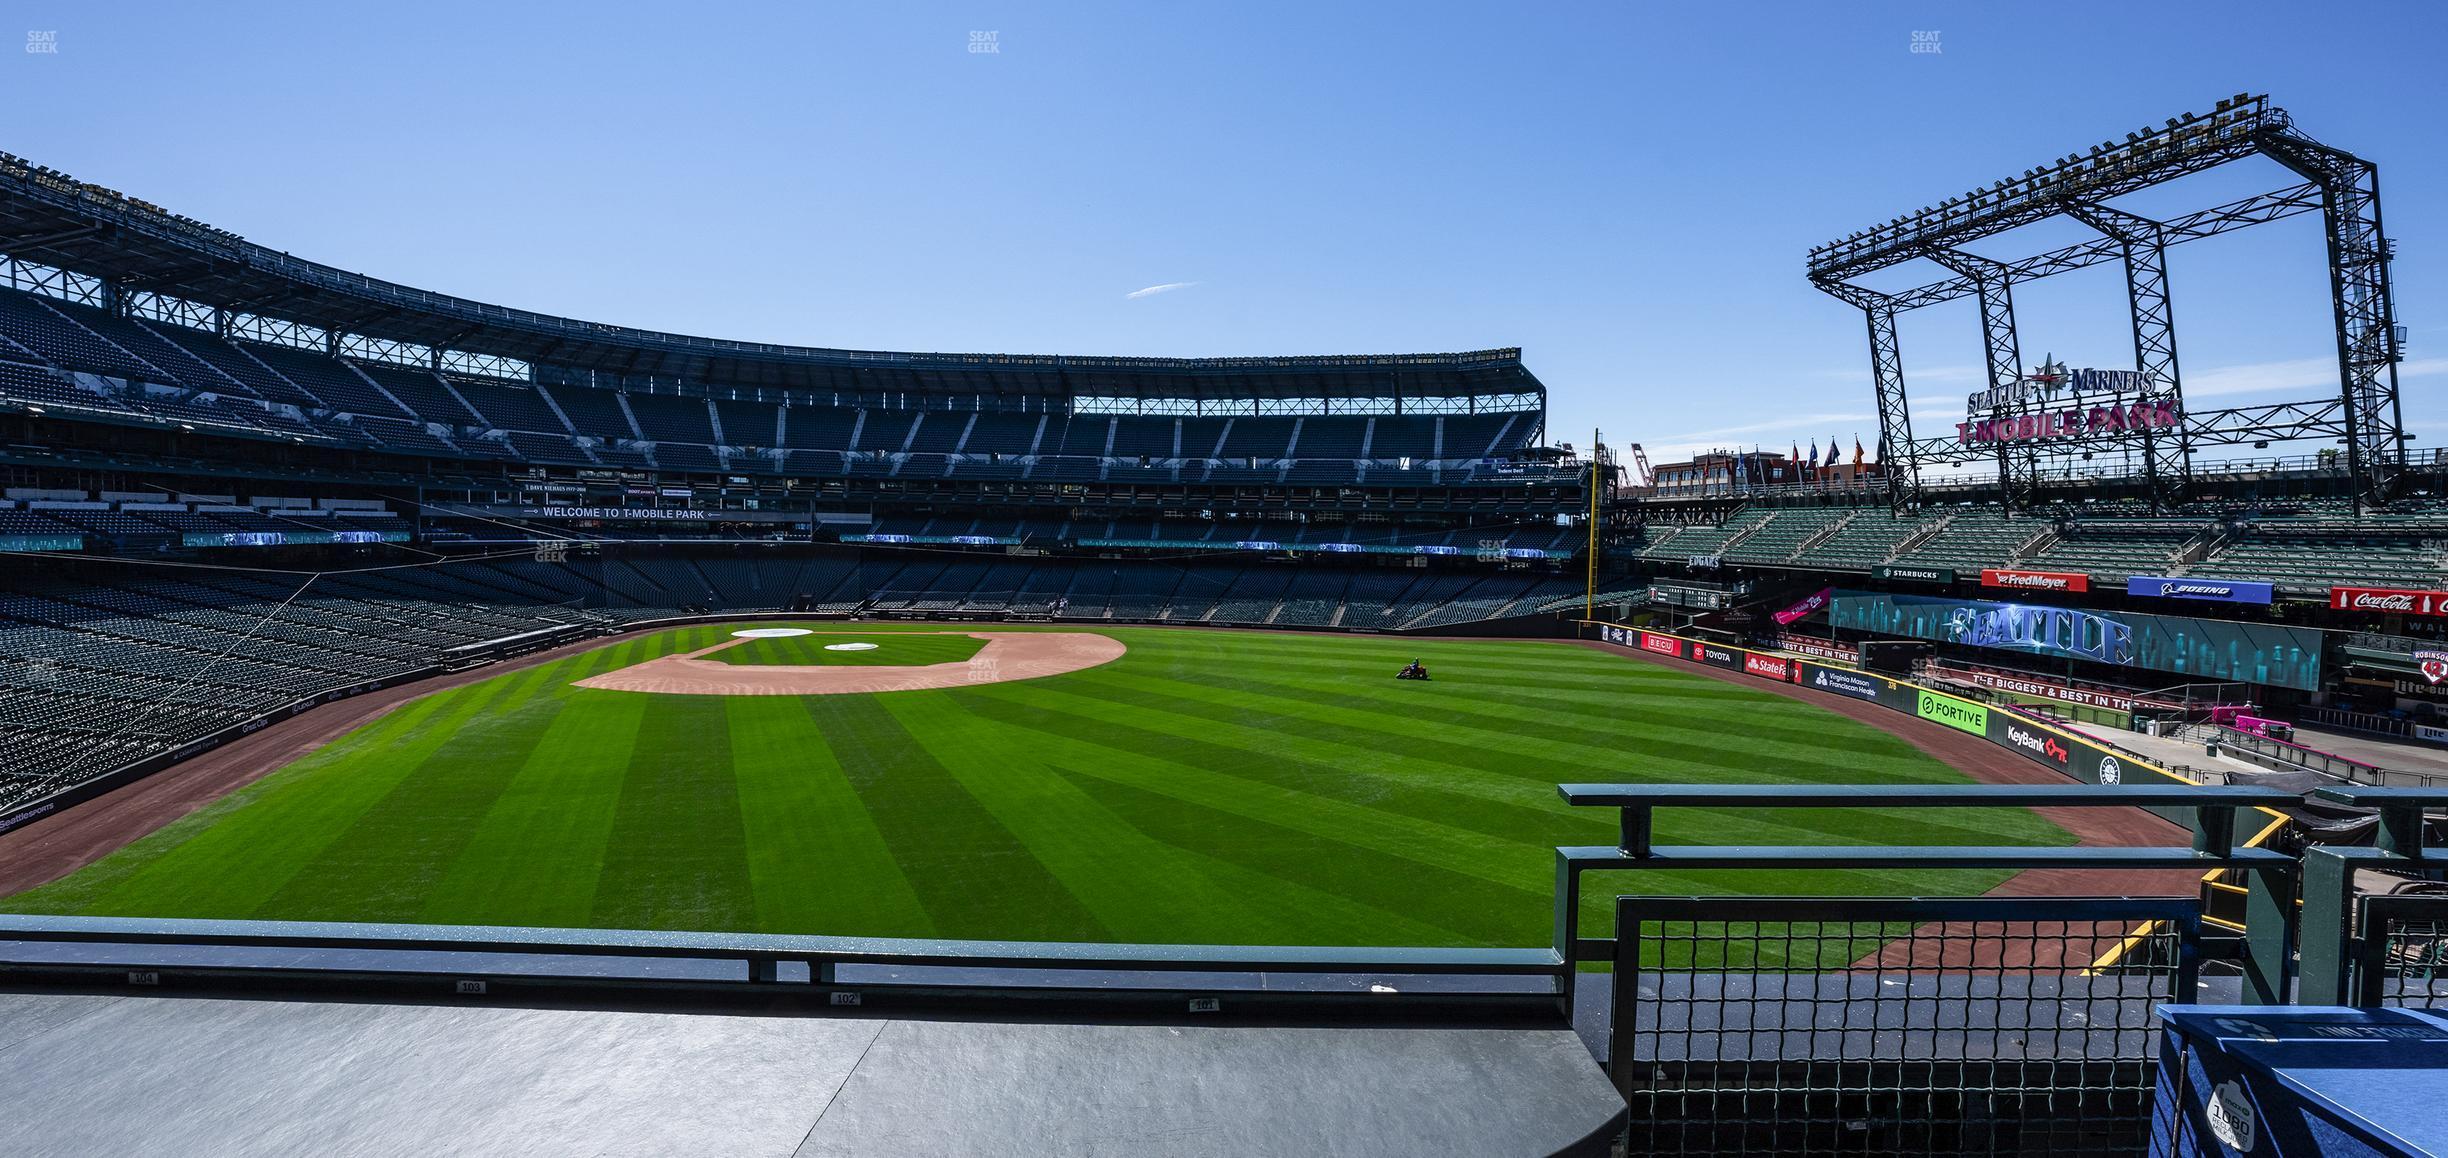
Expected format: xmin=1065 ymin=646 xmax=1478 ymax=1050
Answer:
xmin=2331 ymin=586 xmax=2448 ymax=618
xmin=1742 ymin=653 xmax=1792 ymax=682
xmin=1980 ymin=568 xmax=2090 ymax=594
xmin=1638 ymin=631 xmax=1683 ymax=658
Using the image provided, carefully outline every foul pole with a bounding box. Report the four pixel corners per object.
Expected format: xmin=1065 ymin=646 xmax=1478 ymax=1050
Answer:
xmin=1585 ymin=428 xmax=1601 ymax=620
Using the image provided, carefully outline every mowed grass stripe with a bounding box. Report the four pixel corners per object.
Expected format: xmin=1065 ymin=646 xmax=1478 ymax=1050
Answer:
xmin=416 ymin=690 xmax=649 ymax=926
xmin=24 ymin=671 xmax=537 ymax=918
xmin=994 ymin=681 xmax=1604 ymax=844
xmin=256 ymin=662 xmax=577 ymax=920
xmin=727 ymin=696 xmax=933 ymax=936
xmin=589 ymin=696 xmax=759 ymax=930
xmin=946 ymin=690 xmax=1599 ymax=896
xmin=1053 ymin=669 xmax=2056 ymax=847
xmin=1152 ymin=658 xmax=1924 ymax=767
xmin=878 ymin=694 xmax=1457 ymax=946
xmin=1043 ymin=765 xmax=1538 ymax=947
xmin=801 ymin=696 xmax=1111 ymax=942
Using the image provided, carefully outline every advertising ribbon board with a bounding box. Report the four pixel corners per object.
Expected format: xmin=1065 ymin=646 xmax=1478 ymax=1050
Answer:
xmin=1981 ymin=568 xmax=2090 ymax=594
xmin=2331 ymin=587 xmax=2448 ymax=618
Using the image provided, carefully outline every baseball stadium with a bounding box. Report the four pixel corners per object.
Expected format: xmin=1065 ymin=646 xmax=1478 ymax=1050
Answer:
xmin=0 ymin=30 xmax=2445 ymax=1156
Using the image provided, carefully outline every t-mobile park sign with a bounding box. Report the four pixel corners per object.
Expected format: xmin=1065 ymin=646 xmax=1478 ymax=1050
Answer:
xmin=1955 ymin=400 xmax=2180 ymax=446
xmin=1955 ymin=362 xmax=2177 ymax=446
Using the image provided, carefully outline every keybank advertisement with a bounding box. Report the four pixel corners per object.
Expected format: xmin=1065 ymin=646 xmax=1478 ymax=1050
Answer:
xmin=1827 ymin=592 xmax=2323 ymax=692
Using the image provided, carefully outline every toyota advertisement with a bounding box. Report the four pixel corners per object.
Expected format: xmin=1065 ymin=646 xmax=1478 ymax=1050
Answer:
xmin=1827 ymin=592 xmax=2324 ymax=691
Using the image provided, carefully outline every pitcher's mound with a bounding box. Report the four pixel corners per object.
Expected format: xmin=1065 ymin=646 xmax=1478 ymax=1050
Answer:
xmin=574 ymin=631 xmax=1125 ymax=696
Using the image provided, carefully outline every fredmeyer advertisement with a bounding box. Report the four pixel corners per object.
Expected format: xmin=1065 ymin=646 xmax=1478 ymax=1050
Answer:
xmin=1826 ymin=591 xmax=2324 ymax=692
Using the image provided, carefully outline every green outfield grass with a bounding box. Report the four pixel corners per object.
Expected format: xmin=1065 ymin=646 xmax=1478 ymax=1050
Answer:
xmin=2 ymin=625 xmax=2072 ymax=951
xmin=710 ymin=630 xmax=987 ymax=667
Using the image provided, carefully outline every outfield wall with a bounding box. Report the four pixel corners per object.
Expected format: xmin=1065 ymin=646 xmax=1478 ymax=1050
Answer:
xmin=1583 ymin=621 xmax=2195 ymax=796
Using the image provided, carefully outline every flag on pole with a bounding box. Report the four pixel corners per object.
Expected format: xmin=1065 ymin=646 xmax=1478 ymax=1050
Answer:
xmin=1825 ymin=439 xmax=1840 ymax=467
xmin=1852 ymin=436 xmax=1866 ymax=469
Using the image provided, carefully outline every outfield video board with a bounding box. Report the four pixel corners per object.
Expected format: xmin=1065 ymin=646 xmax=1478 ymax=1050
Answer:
xmin=1827 ymin=591 xmax=2324 ymax=691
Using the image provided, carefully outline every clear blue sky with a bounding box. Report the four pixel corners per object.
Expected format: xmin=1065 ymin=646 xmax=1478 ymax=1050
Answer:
xmin=4 ymin=1 xmax=2441 ymax=469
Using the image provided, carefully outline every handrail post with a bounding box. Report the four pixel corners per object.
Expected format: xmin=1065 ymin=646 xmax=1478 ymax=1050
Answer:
xmin=1619 ymin=806 xmax=1652 ymax=858
xmin=2377 ymin=803 xmax=2428 ymax=860
xmin=2298 ymin=846 xmax=2358 ymax=1005
xmin=2191 ymin=803 xmax=2236 ymax=858
xmin=1552 ymin=850 xmax=1583 ymax=1020
xmin=2239 ymin=858 xmax=2297 ymax=1005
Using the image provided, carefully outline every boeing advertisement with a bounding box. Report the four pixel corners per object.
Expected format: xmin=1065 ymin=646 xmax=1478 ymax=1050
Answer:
xmin=1827 ymin=591 xmax=2323 ymax=691
xmin=2125 ymin=575 xmax=2275 ymax=605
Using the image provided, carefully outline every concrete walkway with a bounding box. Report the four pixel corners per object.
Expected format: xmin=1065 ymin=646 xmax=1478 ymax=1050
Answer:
xmin=0 ymin=990 xmax=1625 ymax=1157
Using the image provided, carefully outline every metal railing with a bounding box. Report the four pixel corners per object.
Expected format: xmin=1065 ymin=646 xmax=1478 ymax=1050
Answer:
xmin=2208 ymin=724 xmax=2448 ymax=788
xmin=1554 ymin=783 xmax=2293 ymax=1156
xmin=2303 ymin=705 xmax=2438 ymax=743
xmin=2298 ymin=786 xmax=2448 ymax=1008
xmin=1612 ymin=895 xmax=2200 ymax=1156
xmin=1552 ymin=783 xmax=2299 ymax=1004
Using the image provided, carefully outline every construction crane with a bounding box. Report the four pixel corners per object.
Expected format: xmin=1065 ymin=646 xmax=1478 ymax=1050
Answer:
xmin=1625 ymin=443 xmax=1655 ymax=490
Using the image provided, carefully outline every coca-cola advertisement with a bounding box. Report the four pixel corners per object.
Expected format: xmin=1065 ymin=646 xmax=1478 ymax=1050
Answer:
xmin=2331 ymin=586 xmax=2448 ymax=617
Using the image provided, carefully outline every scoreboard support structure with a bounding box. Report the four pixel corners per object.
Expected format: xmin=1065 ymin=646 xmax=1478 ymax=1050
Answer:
xmin=1809 ymin=95 xmax=2406 ymax=517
